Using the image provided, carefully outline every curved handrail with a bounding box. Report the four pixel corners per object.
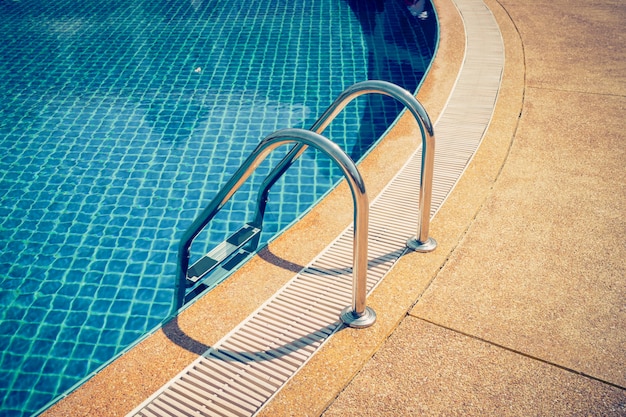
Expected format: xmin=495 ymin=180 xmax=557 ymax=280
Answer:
xmin=174 ymin=128 xmax=376 ymax=328
xmin=252 ymin=80 xmax=437 ymax=252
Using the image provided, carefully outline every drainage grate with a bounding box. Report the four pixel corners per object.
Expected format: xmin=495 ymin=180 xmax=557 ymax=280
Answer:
xmin=128 ymin=0 xmax=504 ymax=415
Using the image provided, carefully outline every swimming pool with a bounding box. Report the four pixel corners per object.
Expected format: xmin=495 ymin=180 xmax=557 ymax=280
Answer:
xmin=0 ymin=0 xmax=436 ymax=415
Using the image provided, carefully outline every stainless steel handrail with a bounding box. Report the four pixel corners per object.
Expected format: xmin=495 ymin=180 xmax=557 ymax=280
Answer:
xmin=252 ymin=80 xmax=437 ymax=253
xmin=175 ymin=128 xmax=376 ymax=328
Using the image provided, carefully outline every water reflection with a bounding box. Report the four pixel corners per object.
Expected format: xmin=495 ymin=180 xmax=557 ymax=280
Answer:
xmin=345 ymin=0 xmax=437 ymax=158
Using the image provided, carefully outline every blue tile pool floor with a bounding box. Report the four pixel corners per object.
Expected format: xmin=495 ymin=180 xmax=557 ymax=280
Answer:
xmin=0 ymin=0 xmax=436 ymax=415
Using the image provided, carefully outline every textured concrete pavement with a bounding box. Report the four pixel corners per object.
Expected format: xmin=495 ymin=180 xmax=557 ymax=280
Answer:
xmin=323 ymin=0 xmax=626 ymax=415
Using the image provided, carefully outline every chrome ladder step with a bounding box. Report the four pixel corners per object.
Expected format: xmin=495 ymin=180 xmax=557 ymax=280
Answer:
xmin=186 ymin=223 xmax=261 ymax=287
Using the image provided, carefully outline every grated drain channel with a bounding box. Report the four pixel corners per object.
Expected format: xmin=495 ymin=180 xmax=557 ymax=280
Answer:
xmin=128 ymin=0 xmax=504 ymax=415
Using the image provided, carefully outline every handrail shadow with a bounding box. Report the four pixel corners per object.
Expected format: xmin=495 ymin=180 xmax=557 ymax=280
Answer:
xmin=162 ymin=315 xmax=341 ymax=360
xmin=164 ymin=245 xmax=405 ymax=356
xmin=257 ymin=245 xmax=406 ymax=277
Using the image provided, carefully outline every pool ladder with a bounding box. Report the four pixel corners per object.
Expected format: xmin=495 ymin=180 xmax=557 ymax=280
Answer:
xmin=175 ymin=80 xmax=436 ymax=328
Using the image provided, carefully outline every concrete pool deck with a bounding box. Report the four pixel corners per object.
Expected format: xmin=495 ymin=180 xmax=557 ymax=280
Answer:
xmin=43 ymin=0 xmax=625 ymax=415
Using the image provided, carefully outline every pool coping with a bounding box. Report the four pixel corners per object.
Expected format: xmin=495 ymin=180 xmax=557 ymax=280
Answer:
xmin=41 ymin=0 xmax=525 ymax=414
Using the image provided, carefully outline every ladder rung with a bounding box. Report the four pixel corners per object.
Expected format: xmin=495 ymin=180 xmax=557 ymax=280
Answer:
xmin=186 ymin=224 xmax=261 ymax=285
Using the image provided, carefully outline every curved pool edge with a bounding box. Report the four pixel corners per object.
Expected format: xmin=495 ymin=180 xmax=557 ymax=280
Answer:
xmin=39 ymin=0 xmax=525 ymax=414
xmin=257 ymin=0 xmax=526 ymax=413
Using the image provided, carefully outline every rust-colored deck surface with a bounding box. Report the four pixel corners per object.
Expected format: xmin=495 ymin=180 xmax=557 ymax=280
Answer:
xmin=43 ymin=0 xmax=625 ymax=415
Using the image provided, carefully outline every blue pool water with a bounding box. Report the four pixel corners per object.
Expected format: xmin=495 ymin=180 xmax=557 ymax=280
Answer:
xmin=0 ymin=0 xmax=436 ymax=415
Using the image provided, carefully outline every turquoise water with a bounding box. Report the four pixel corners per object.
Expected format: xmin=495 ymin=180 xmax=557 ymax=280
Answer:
xmin=0 ymin=0 xmax=436 ymax=415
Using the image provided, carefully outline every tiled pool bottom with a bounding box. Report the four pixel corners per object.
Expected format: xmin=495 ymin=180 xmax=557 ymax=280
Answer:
xmin=0 ymin=0 xmax=436 ymax=415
